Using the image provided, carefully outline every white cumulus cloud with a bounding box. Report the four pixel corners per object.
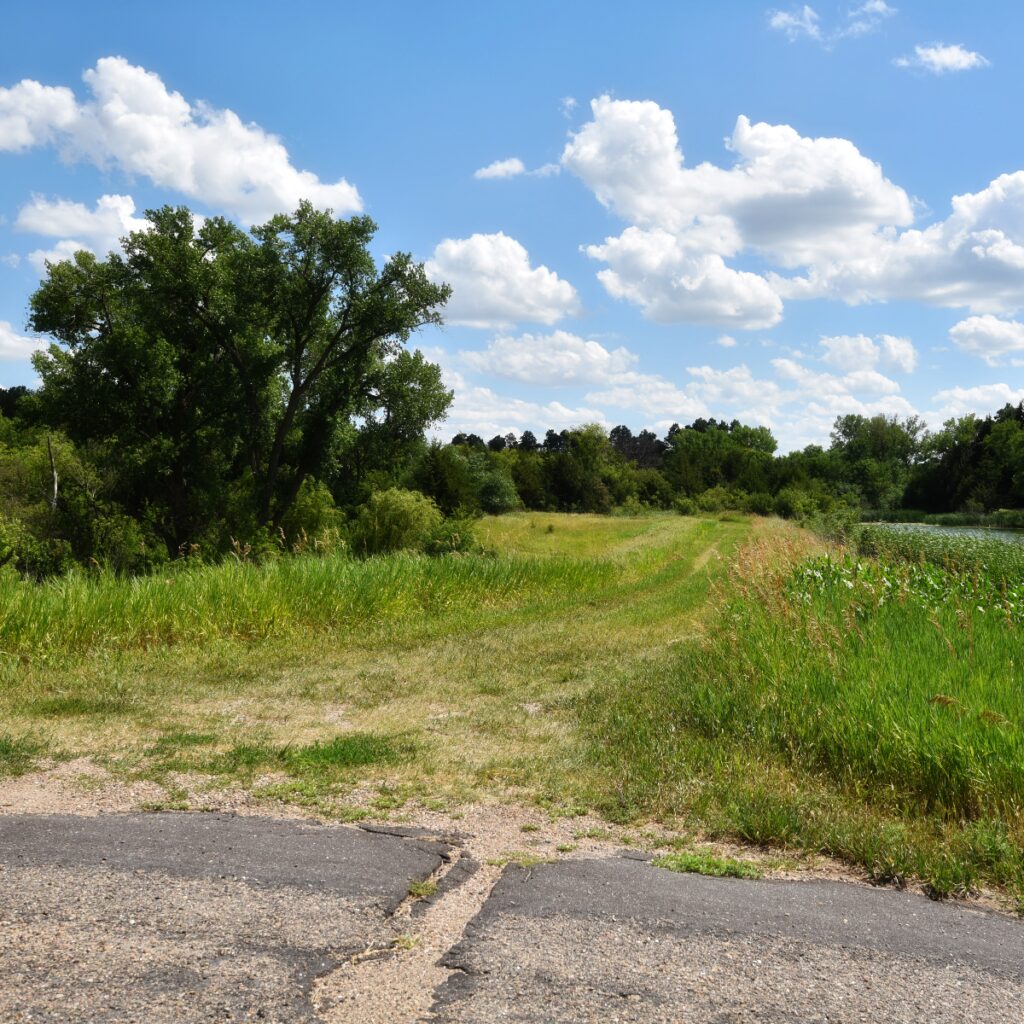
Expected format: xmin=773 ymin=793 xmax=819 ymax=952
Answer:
xmin=461 ymin=330 xmax=636 ymax=385
xmin=949 ymin=315 xmax=1024 ymax=366
xmin=895 ymin=43 xmax=989 ymax=74
xmin=561 ymin=96 xmax=913 ymax=326
xmin=474 ymin=157 xmax=526 ymax=180
xmin=815 ymin=333 xmax=917 ymax=374
xmin=425 ymin=232 xmax=580 ymax=328
xmin=438 ymin=367 xmax=607 ymax=438
xmin=586 ymin=228 xmax=783 ymax=329
xmin=559 ymin=93 xmax=1024 ymax=323
xmin=586 ymin=375 xmax=710 ymax=420
xmin=880 ymin=334 xmax=918 ymax=372
xmin=0 ymin=321 xmax=45 ymax=361
xmin=0 ymin=80 xmax=77 ymax=152
xmin=931 ymin=383 xmax=1024 ymax=419
xmin=0 ymin=57 xmax=361 ymax=223
xmin=774 ymin=357 xmax=901 ymax=397
xmin=774 ymin=171 xmax=1024 ymax=314
xmin=17 ymin=193 xmax=148 ymax=270
xmin=820 ymin=334 xmax=879 ymax=372
xmin=562 ymin=98 xmax=913 ymax=265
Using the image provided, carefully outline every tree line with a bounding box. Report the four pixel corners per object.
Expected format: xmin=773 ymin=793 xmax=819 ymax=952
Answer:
xmin=0 ymin=202 xmax=1021 ymax=577
xmin=409 ymin=407 xmax=1024 ymax=522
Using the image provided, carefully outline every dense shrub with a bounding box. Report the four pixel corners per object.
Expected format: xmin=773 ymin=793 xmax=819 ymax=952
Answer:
xmin=673 ymin=496 xmax=698 ymax=516
xmin=350 ymin=488 xmax=444 ymax=554
xmin=773 ymin=486 xmax=818 ymax=520
xmin=746 ymin=491 xmax=775 ymax=516
xmin=424 ymin=514 xmax=478 ymax=554
xmin=278 ymin=479 xmax=345 ymax=551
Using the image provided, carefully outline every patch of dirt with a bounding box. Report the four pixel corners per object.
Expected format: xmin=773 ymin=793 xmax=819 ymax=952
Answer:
xmin=0 ymin=758 xmax=165 ymax=816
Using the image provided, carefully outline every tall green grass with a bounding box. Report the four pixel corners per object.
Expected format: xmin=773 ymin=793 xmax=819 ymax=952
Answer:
xmin=0 ymin=551 xmax=614 ymax=661
xmin=687 ymin=567 xmax=1023 ymax=819
xmin=586 ymin=530 xmax=1024 ymax=899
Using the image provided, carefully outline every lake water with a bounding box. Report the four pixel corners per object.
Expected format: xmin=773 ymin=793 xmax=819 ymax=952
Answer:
xmin=865 ymin=522 xmax=1024 ymax=545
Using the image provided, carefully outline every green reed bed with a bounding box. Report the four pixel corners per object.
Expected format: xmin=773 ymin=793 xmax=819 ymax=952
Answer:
xmin=857 ymin=523 xmax=1024 ymax=580
xmin=0 ymin=551 xmax=614 ymax=661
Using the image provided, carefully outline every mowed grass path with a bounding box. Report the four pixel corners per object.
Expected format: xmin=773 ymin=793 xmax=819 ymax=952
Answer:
xmin=0 ymin=513 xmax=747 ymax=816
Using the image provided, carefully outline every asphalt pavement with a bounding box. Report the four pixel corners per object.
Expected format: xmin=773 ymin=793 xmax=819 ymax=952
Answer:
xmin=432 ymin=854 xmax=1024 ymax=1023
xmin=1 ymin=814 xmax=1022 ymax=1023
xmin=0 ymin=813 xmax=449 ymax=1023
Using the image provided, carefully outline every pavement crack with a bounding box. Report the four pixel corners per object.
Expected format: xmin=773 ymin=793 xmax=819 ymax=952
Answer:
xmin=312 ymin=848 xmax=504 ymax=1024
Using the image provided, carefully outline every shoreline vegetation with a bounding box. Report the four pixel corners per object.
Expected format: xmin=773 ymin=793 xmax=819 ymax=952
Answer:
xmin=1 ymin=511 xmax=1021 ymax=912
xmin=862 ymin=508 xmax=1024 ymax=530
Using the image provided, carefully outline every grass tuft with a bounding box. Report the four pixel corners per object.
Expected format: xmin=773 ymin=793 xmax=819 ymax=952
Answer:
xmin=199 ymin=733 xmax=409 ymax=778
xmin=0 ymin=733 xmax=39 ymax=777
xmin=653 ymin=850 xmax=763 ymax=879
xmin=407 ymin=879 xmax=438 ymax=899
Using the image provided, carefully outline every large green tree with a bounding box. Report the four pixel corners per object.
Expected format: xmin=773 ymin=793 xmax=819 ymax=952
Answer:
xmin=28 ymin=202 xmax=450 ymax=552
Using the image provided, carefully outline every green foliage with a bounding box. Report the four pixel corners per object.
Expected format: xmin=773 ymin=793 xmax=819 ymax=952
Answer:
xmin=350 ymin=488 xmax=444 ymax=554
xmin=27 ymin=202 xmax=450 ymax=556
xmin=424 ymin=513 xmax=478 ymax=554
xmin=471 ymin=454 xmax=522 ymax=514
xmin=696 ymin=486 xmax=739 ymax=513
xmin=277 ymin=478 xmax=345 ymax=552
xmin=772 ymin=486 xmax=817 ymax=519
xmin=673 ymin=496 xmax=698 ymax=516
xmin=907 ymin=404 xmax=1024 ymax=513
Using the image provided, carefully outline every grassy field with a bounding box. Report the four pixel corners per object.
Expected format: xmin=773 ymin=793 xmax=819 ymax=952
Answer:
xmin=0 ymin=512 xmax=747 ymax=812
xmin=1 ymin=511 xmax=1022 ymax=906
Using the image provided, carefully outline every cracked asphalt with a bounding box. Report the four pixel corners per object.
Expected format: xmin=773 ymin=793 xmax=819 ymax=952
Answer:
xmin=1 ymin=814 xmax=1023 ymax=1023
xmin=434 ymin=855 xmax=1024 ymax=1023
xmin=0 ymin=814 xmax=449 ymax=1023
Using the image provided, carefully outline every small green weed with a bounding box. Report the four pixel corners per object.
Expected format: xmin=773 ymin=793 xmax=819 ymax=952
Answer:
xmin=288 ymin=734 xmax=405 ymax=770
xmin=408 ymin=879 xmax=438 ymax=899
xmin=574 ymin=827 xmax=616 ymax=841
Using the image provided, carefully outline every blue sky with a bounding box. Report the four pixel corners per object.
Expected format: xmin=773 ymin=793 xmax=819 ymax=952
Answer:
xmin=2 ymin=1 xmax=1023 ymax=449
